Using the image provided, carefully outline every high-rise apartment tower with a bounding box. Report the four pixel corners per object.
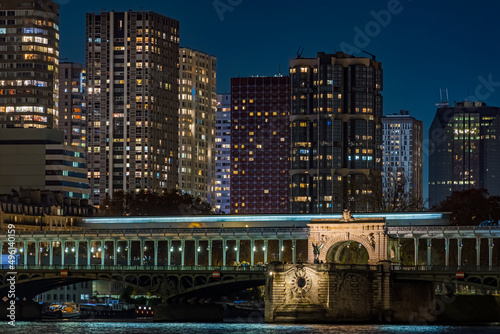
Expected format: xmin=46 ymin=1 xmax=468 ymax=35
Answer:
xmin=178 ymin=48 xmax=216 ymax=204
xmin=382 ymin=110 xmax=423 ymax=208
xmin=0 ymin=0 xmax=59 ymax=129
xmin=86 ymin=11 xmax=179 ymax=205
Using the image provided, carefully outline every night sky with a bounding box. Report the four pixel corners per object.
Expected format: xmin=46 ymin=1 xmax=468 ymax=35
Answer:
xmin=58 ymin=0 xmax=500 ymax=202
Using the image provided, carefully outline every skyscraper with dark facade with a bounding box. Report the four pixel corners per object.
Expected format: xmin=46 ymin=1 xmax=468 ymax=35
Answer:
xmin=0 ymin=0 xmax=59 ymax=129
xmin=289 ymin=52 xmax=383 ymax=213
xmin=429 ymin=101 xmax=500 ymax=207
xmin=230 ymin=76 xmax=289 ymax=214
xmin=86 ymin=11 xmax=179 ymax=206
xmin=59 ymin=62 xmax=86 ymax=147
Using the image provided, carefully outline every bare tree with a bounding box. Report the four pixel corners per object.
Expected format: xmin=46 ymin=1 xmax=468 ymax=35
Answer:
xmin=355 ymin=173 xmax=424 ymax=212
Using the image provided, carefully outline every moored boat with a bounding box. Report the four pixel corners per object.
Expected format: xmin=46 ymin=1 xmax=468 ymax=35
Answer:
xmin=42 ymin=302 xmax=81 ymax=319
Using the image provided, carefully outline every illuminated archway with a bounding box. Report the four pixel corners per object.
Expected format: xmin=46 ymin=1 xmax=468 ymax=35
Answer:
xmin=326 ymin=241 xmax=369 ymax=264
xmin=307 ymin=219 xmax=388 ymax=265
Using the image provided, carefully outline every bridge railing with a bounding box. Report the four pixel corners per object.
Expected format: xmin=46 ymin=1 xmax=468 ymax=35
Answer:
xmin=391 ymin=265 xmax=500 ymax=272
xmin=11 ymin=227 xmax=310 ymax=236
xmin=268 ymin=263 xmax=379 ymax=272
xmin=1 ymin=264 xmax=267 ymax=272
xmin=387 ymin=225 xmax=500 ymax=233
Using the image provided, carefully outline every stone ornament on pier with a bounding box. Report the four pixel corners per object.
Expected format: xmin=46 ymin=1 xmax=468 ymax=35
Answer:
xmin=312 ymin=242 xmax=324 ymax=263
xmin=340 ymin=209 xmax=355 ymax=222
xmin=266 ymin=264 xmax=328 ymax=322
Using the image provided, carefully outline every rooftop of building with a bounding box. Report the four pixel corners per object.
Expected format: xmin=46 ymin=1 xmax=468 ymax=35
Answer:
xmin=0 ymin=128 xmax=63 ymax=144
xmin=454 ymin=101 xmax=488 ymax=108
xmin=385 ymin=109 xmax=411 ymax=117
xmin=432 ymin=101 xmax=500 ymax=127
xmin=0 ymin=188 xmax=96 ymax=217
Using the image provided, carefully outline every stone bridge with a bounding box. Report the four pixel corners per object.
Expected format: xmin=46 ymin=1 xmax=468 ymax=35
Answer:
xmin=264 ymin=263 xmax=500 ymax=323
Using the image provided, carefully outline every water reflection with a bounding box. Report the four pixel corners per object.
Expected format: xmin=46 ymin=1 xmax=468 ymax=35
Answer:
xmin=7 ymin=322 xmax=500 ymax=334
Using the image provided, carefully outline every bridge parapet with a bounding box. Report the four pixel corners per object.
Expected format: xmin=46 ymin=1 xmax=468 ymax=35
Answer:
xmin=3 ymin=264 xmax=267 ymax=272
xmin=12 ymin=227 xmax=310 ymax=238
xmin=387 ymin=225 xmax=500 ymax=238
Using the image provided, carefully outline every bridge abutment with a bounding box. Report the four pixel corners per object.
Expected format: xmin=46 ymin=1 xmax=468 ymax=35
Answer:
xmin=264 ymin=262 xmax=435 ymax=324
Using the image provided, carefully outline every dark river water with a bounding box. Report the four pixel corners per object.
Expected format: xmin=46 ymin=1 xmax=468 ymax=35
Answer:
xmin=4 ymin=322 xmax=500 ymax=334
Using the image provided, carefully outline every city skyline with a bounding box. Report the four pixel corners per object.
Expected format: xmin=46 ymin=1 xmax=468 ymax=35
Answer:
xmin=2 ymin=2 xmax=500 ymax=327
xmin=56 ymin=0 xmax=500 ymax=201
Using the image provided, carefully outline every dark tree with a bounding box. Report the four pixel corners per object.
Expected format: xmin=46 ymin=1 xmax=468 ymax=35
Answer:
xmin=432 ymin=188 xmax=500 ymax=226
xmin=99 ymin=189 xmax=215 ymax=216
xmin=355 ymin=175 xmax=424 ymax=212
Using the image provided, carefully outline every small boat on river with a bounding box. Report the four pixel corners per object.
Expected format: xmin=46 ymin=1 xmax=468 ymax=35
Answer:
xmin=42 ymin=302 xmax=81 ymax=319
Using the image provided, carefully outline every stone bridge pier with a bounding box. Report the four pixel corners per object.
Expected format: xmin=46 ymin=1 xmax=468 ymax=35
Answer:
xmin=264 ymin=262 xmax=434 ymax=323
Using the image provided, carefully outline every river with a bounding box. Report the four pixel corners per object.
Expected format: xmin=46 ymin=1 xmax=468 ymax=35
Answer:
xmin=4 ymin=322 xmax=500 ymax=333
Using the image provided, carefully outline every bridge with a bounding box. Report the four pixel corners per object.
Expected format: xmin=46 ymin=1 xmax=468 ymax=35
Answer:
xmin=1 ymin=212 xmax=500 ymax=322
xmin=0 ymin=265 xmax=266 ymax=301
xmin=2 ymin=263 xmax=499 ymax=300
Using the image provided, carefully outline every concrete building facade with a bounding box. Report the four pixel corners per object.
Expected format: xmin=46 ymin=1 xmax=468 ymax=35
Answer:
xmin=289 ymin=52 xmax=383 ymax=213
xmin=0 ymin=0 xmax=60 ymax=129
xmin=0 ymin=128 xmax=89 ymax=199
xmin=214 ymin=93 xmax=231 ymax=214
xmin=178 ymin=48 xmax=216 ymax=204
xmin=86 ymin=11 xmax=179 ymax=206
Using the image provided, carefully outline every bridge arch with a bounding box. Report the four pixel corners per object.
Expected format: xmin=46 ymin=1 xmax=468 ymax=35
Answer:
xmin=0 ymin=268 xmax=266 ymax=300
xmin=326 ymin=240 xmax=370 ymax=264
xmin=322 ymin=234 xmax=376 ymax=264
xmin=308 ymin=219 xmax=388 ymax=265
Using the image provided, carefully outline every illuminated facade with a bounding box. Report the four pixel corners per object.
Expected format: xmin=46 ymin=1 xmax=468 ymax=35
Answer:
xmin=0 ymin=0 xmax=59 ymax=129
xmin=178 ymin=48 xmax=216 ymax=204
xmin=59 ymin=62 xmax=86 ymax=147
xmin=382 ymin=110 xmax=423 ymax=206
xmin=429 ymin=101 xmax=500 ymax=207
xmin=86 ymin=11 xmax=179 ymax=206
xmin=215 ymin=93 xmax=231 ymax=213
xmin=289 ymin=52 xmax=383 ymax=213
xmin=230 ymin=76 xmax=290 ymax=214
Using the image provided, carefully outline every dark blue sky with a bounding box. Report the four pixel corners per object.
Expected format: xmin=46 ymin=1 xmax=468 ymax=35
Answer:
xmin=59 ymin=0 xmax=500 ymax=202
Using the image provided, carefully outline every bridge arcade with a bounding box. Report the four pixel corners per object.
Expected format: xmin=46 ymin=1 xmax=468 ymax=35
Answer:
xmin=388 ymin=226 xmax=500 ymax=268
xmin=2 ymin=213 xmax=500 ymax=270
xmin=2 ymin=227 xmax=310 ymax=268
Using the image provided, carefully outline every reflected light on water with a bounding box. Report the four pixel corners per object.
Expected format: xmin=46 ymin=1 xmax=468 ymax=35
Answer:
xmin=8 ymin=322 xmax=500 ymax=334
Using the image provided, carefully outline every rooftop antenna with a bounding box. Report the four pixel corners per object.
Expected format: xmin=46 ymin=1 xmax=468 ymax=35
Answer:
xmin=435 ymin=88 xmax=450 ymax=107
xmin=361 ymin=50 xmax=376 ymax=60
xmin=296 ymin=47 xmax=304 ymax=59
